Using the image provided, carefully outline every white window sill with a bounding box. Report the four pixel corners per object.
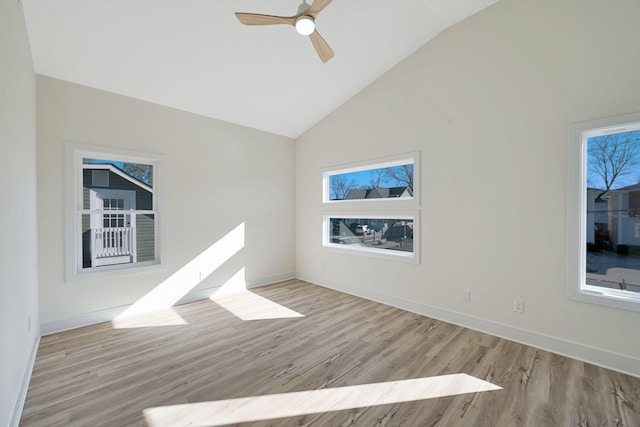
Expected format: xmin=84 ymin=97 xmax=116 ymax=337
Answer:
xmin=68 ymin=261 xmax=165 ymax=282
xmin=324 ymin=242 xmax=419 ymax=264
xmin=569 ymin=286 xmax=640 ymax=313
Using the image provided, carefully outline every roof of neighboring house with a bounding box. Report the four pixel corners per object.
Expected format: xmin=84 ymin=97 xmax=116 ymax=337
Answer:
xmin=587 ymin=188 xmax=609 ymax=201
xmin=369 ymin=186 xmax=412 ymax=198
xmin=609 ymin=183 xmax=640 ymax=192
xmin=344 ymin=186 xmax=412 ymax=200
xmin=344 ymin=189 xmax=369 ymax=200
xmin=396 ymin=186 xmax=414 ymax=197
xmin=83 ymin=163 xmax=153 ymax=193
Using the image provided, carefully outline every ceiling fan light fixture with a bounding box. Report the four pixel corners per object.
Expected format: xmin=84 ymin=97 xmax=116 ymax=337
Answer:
xmin=295 ymin=15 xmax=315 ymax=35
xmin=235 ymin=0 xmax=334 ymax=62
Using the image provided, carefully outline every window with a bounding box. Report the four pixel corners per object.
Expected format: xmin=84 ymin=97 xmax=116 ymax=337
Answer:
xmin=66 ymin=144 xmax=165 ymax=280
xmin=323 ymin=213 xmax=418 ymax=262
xmin=568 ymin=113 xmax=640 ymax=311
xmin=322 ymin=153 xmax=419 ymax=262
xmin=323 ymin=155 xmax=417 ymax=205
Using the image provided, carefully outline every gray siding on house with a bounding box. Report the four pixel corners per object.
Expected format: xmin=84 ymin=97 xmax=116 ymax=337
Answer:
xmin=82 ymin=214 xmax=91 ymax=268
xmin=82 ymin=173 xmax=91 ymax=267
xmin=82 ymin=168 xmax=155 ymax=266
xmin=136 ymin=214 xmax=155 ymax=262
xmin=83 ymin=177 xmax=90 ymax=209
xmin=83 ymin=169 xmax=152 ymax=210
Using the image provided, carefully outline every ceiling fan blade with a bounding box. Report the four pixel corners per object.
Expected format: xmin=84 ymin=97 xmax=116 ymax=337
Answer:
xmin=234 ymin=12 xmax=295 ymax=26
xmin=309 ymin=30 xmax=334 ymax=63
xmin=308 ymin=0 xmax=332 ymax=15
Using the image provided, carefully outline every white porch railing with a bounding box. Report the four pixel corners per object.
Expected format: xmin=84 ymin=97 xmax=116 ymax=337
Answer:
xmin=91 ymin=227 xmax=136 ymax=266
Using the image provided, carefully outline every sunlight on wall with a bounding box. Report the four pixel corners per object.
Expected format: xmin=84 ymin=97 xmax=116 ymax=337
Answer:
xmin=211 ymin=267 xmax=248 ymax=296
xmin=210 ymin=269 xmax=304 ymax=320
xmin=143 ymin=374 xmax=501 ymax=426
xmin=113 ymin=223 xmax=245 ymax=325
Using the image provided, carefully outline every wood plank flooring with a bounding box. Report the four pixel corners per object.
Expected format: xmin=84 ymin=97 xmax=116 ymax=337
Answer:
xmin=21 ymin=280 xmax=640 ymax=426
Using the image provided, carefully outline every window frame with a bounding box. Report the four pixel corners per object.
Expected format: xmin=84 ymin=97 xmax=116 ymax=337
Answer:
xmin=65 ymin=143 xmax=166 ymax=281
xmin=322 ymin=152 xmax=420 ymax=263
xmin=567 ymin=112 xmax=640 ymax=312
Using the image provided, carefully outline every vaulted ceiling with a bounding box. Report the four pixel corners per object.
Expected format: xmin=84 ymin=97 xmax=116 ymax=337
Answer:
xmin=21 ymin=0 xmax=498 ymax=138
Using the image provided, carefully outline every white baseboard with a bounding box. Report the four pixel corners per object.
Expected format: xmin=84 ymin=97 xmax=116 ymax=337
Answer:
xmin=41 ymin=272 xmax=296 ymax=335
xmin=246 ymin=271 xmax=297 ymax=289
xmin=41 ymin=305 xmax=127 ymax=335
xmin=296 ymin=272 xmax=640 ymax=379
xmin=10 ymin=334 xmax=40 ymax=427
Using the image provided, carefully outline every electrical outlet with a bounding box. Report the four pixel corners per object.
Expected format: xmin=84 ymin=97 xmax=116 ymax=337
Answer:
xmin=513 ymin=299 xmax=525 ymax=313
xmin=463 ymin=290 xmax=471 ymax=303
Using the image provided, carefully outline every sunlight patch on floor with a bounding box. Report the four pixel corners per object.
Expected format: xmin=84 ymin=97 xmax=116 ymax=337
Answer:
xmin=112 ymin=223 xmax=244 ymax=327
xmin=143 ymin=374 xmax=501 ymax=426
xmin=208 ymin=268 xmax=304 ymax=320
xmin=210 ymin=290 xmax=304 ymax=320
xmin=211 ymin=290 xmax=304 ymax=321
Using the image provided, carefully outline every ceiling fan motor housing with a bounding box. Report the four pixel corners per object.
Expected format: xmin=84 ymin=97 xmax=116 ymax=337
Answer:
xmin=295 ymin=15 xmax=315 ymax=35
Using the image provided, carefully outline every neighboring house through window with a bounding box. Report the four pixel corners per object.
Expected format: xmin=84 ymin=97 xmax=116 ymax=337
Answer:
xmin=322 ymin=153 xmax=420 ymax=263
xmin=568 ymin=113 xmax=640 ymax=312
xmin=66 ymin=144 xmax=164 ymax=280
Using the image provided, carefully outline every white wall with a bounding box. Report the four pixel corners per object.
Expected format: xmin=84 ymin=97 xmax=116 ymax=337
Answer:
xmin=296 ymin=0 xmax=640 ymax=376
xmin=37 ymin=76 xmax=295 ymax=328
xmin=0 ymin=0 xmax=40 ymax=425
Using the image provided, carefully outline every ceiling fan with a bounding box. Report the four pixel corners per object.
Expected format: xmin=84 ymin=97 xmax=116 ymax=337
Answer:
xmin=235 ymin=0 xmax=335 ymax=63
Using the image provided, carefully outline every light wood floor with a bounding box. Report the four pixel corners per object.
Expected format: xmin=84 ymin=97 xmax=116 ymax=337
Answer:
xmin=21 ymin=280 xmax=640 ymax=426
